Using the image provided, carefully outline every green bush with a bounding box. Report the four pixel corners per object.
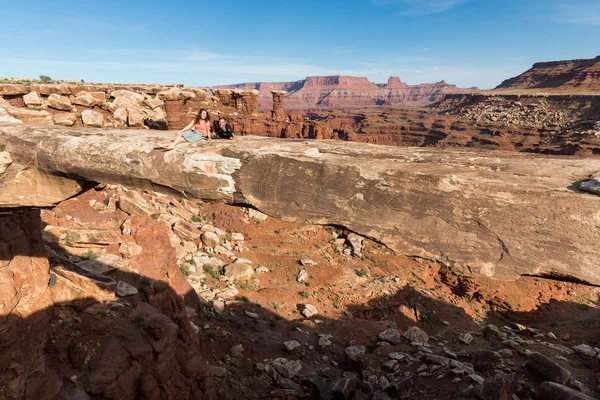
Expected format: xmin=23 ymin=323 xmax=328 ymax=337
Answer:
xmin=179 ymin=263 xmax=191 ymax=277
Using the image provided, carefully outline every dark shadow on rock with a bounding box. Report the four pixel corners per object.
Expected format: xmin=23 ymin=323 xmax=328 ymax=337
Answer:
xmin=3 ymin=208 xmax=600 ymax=400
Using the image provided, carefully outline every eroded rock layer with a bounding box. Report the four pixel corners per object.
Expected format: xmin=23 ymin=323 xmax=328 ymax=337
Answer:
xmin=213 ymin=75 xmax=477 ymax=111
xmin=496 ymin=56 xmax=600 ymax=92
xmin=2 ymin=125 xmax=600 ymax=285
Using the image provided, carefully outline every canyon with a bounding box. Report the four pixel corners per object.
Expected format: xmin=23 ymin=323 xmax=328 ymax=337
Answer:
xmin=2 ymin=55 xmax=600 ymax=400
xmin=213 ymin=75 xmax=477 ymax=111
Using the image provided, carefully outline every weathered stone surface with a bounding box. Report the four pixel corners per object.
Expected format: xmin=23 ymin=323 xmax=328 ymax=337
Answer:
xmin=81 ymin=110 xmax=103 ymax=127
xmin=23 ymin=91 xmax=42 ymax=106
xmin=71 ymin=92 xmax=102 ymax=107
xmin=539 ymin=381 xmax=597 ymax=400
xmin=0 ymin=107 xmax=23 ymax=124
xmin=116 ymin=281 xmax=138 ymax=297
xmin=223 ymin=262 xmax=254 ymax=282
xmin=61 ymin=228 xmax=121 ymax=247
xmin=173 ymin=220 xmax=200 ymax=241
xmin=201 ymin=231 xmax=220 ymax=247
xmin=113 ymin=107 xmax=128 ymax=126
xmin=526 ymin=352 xmax=571 ymax=384
xmin=0 ymin=210 xmax=54 ymax=399
xmin=47 ymin=94 xmax=72 ymax=111
xmin=4 ymin=106 xmax=53 ymax=124
xmin=403 ymin=326 xmax=429 ymax=344
xmin=119 ymin=195 xmax=160 ymax=218
xmin=52 ymin=112 xmax=78 ymax=126
xmin=127 ymin=107 xmax=145 ymax=127
xmin=0 ymin=151 xmax=12 ymax=174
xmin=144 ymin=97 xmax=164 ymax=109
xmin=3 ymin=128 xmax=600 ymax=284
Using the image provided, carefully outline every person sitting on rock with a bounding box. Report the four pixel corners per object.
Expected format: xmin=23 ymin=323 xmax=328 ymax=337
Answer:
xmin=212 ymin=118 xmax=236 ymax=140
xmin=159 ymin=108 xmax=212 ymax=150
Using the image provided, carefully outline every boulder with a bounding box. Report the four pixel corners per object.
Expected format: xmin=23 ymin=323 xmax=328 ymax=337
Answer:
xmin=0 ymin=108 xmax=22 ymax=124
xmin=127 ymin=107 xmax=145 ymax=127
xmin=539 ymin=382 xmax=597 ymax=400
xmin=403 ymin=326 xmax=429 ymax=344
xmin=23 ymin=91 xmax=42 ymax=106
xmin=47 ymin=94 xmax=72 ymax=111
xmin=81 ymin=110 xmax=103 ymax=127
xmin=62 ymin=227 xmax=121 ymax=247
xmin=52 ymin=112 xmax=78 ymax=126
xmin=4 ymin=106 xmax=53 ymax=124
xmin=113 ymin=107 xmax=128 ymax=126
xmin=72 ymin=92 xmax=103 ymax=107
xmin=526 ymin=352 xmax=571 ymax=384
xmin=144 ymin=97 xmax=164 ymax=109
xmin=157 ymin=88 xmax=196 ymax=101
xmin=116 ymin=281 xmax=138 ymax=297
xmin=172 ymin=220 xmax=200 ymax=241
xmin=378 ymin=329 xmax=402 ymax=344
xmin=223 ymin=262 xmax=254 ymax=282
xmin=201 ymin=231 xmax=220 ymax=247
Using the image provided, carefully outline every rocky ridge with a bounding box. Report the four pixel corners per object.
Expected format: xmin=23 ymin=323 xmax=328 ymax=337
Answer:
xmin=213 ymin=75 xmax=477 ymax=111
xmin=496 ymin=56 xmax=600 ymax=92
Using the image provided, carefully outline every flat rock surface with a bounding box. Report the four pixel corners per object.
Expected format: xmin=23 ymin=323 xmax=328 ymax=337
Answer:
xmin=2 ymin=125 xmax=600 ymax=284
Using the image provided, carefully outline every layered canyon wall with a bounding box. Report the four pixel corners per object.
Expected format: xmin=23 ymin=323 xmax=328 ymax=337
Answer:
xmin=213 ymin=75 xmax=477 ymax=111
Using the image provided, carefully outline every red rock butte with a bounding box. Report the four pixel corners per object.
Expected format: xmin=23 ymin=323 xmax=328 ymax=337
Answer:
xmin=212 ymin=75 xmax=478 ymax=111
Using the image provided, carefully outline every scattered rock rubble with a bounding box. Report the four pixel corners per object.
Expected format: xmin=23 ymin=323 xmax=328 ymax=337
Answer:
xmin=34 ymin=183 xmax=600 ymax=399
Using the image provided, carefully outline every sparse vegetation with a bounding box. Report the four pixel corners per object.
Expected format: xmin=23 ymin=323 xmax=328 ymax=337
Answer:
xmin=179 ymin=264 xmax=191 ymax=277
xmin=134 ymin=314 xmax=145 ymax=327
xmin=80 ymin=250 xmax=99 ymax=260
xmin=190 ymin=214 xmax=203 ymax=223
xmin=203 ymin=264 xmax=221 ymax=278
xmin=239 ymin=283 xmax=253 ymax=290
xmin=269 ymin=302 xmax=280 ymax=311
xmin=39 ymin=75 xmax=52 ymax=83
xmin=301 ymin=291 xmax=311 ymax=299
xmin=355 ymin=269 xmax=368 ymax=278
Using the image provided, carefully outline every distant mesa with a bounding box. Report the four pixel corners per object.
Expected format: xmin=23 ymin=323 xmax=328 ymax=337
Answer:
xmin=496 ymin=55 xmax=600 ymax=92
xmin=212 ymin=75 xmax=478 ymax=111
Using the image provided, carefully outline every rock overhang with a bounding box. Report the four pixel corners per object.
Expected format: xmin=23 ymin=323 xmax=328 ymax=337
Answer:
xmin=2 ymin=123 xmax=600 ymax=284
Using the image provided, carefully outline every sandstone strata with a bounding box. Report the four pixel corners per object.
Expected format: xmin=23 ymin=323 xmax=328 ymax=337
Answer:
xmin=213 ymin=75 xmax=477 ymax=111
xmin=496 ymin=55 xmax=600 ymax=92
xmin=2 ymin=125 xmax=600 ymax=285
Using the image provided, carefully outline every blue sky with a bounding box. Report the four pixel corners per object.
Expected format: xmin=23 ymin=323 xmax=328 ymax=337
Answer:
xmin=0 ymin=0 xmax=598 ymax=89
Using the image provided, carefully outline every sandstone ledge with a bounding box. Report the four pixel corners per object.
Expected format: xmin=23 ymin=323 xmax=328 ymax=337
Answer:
xmin=2 ymin=124 xmax=600 ymax=284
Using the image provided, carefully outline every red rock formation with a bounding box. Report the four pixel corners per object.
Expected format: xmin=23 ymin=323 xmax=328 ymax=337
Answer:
xmin=496 ymin=56 xmax=600 ymax=92
xmin=382 ymin=76 xmax=408 ymax=88
xmin=271 ymin=90 xmax=286 ymax=120
xmin=232 ymin=89 xmax=258 ymax=114
xmin=214 ymin=75 xmax=477 ymax=111
xmin=0 ymin=210 xmax=56 ymax=400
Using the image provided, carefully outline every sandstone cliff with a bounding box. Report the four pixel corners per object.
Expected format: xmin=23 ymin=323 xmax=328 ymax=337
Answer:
xmin=496 ymin=56 xmax=600 ymax=92
xmin=213 ymin=75 xmax=477 ymax=111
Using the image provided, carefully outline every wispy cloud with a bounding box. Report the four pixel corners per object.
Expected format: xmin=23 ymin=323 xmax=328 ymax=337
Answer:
xmin=372 ymin=0 xmax=468 ymax=15
xmin=553 ymin=1 xmax=600 ymax=25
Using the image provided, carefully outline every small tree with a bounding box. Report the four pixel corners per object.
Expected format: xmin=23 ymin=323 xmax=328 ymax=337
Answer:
xmin=39 ymin=75 xmax=52 ymax=83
